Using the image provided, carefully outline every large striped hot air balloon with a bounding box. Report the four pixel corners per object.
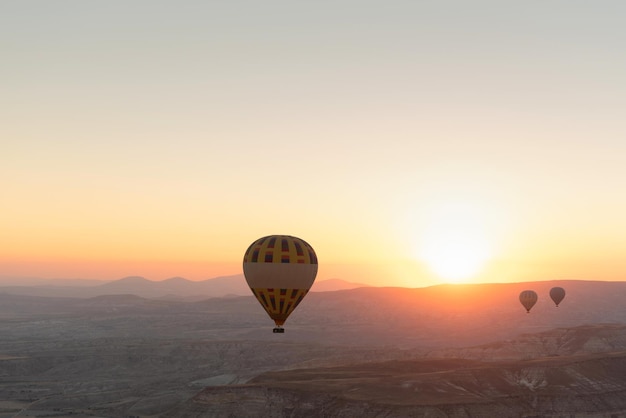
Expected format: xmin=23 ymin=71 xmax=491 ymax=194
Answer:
xmin=243 ymin=235 xmax=318 ymax=333
xmin=519 ymin=290 xmax=538 ymax=313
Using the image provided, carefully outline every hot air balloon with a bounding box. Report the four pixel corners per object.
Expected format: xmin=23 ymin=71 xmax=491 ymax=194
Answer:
xmin=243 ymin=235 xmax=318 ymax=333
xmin=549 ymin=286 xmax=566 ymax=307
xmin=519 ymin=290 xmax=538 ymax=313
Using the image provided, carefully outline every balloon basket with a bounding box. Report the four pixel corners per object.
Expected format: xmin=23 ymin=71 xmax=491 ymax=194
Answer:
xmin=273 ymin=327 xmax=285 ymax=333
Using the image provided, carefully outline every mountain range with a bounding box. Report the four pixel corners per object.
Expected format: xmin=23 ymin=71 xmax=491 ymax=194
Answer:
xmin=0 ymin=275 xmax=369 ymax=300
xmin=1 ymin=279 xmax=625 ymax=417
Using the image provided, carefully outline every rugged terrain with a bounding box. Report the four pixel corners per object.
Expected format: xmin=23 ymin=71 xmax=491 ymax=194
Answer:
xmin=1 ymin=279 xmax=625 ymax=417
xmin=183 ymin=350 xmax=626 ymax=418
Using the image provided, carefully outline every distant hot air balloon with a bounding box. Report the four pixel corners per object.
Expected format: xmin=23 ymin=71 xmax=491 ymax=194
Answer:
xmin=549 ymin=286 xmax=566 ymax=307
xmin=519 ymin=290 xmax=538 ymax=313
xmin=243 ymin=235 xmax=318 ymax=333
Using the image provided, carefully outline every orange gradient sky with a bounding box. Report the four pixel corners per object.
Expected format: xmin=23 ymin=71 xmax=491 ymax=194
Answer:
xmin=2 ymin=1 xmax=626 ymax=287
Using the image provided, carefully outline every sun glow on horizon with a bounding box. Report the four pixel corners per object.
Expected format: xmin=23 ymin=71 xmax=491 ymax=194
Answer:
xmin=421 ymin=230 xmax=491 ymax=283
xmin=417 ymin=202 xmax=494 ymax=283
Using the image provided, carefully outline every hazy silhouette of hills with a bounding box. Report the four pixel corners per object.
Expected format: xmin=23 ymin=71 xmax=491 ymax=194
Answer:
xmin=95 ymin=275 xmax=253 ymax=299
xmin=2 ymin=279 xmax=625 ymax=347
xmin=0 ymin=275 xmax=368 ymax=300
xmin=284 ymin=279 xmax=626 ymax=348
xmin=310 ymin=277 xmax=370 ymax=292
xmin=1 ymin=279 xmax=626 ymax=417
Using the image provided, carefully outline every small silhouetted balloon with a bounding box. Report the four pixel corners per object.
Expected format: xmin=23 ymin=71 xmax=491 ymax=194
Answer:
xmin=519 ymin=290 xmax=538 ymax=313
xmin=549 ymin=286 xmax=566 ymax=307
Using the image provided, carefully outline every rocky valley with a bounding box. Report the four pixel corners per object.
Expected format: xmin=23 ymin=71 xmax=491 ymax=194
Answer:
xmin=1 ymin=279 xmax=625 ymax=417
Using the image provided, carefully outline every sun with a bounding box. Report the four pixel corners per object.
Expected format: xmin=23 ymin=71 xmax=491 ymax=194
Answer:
xmin=417 ymin=203 xmax=492 ymax=283
xmin=420 ymin=229 xmax=490 ymax=283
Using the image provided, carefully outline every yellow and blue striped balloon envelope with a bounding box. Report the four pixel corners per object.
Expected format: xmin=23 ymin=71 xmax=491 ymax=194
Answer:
xmin=243 ymin=235 xmax=318 ymax=328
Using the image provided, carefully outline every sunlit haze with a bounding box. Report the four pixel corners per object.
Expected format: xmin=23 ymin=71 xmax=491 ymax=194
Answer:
xmin=2 ymin=1 xmax=626 ymax=287
xmin=417 ymin=201 xmax=493 ymax=283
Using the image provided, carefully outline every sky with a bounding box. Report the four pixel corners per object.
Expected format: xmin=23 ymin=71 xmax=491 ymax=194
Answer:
xmin=2 ymin=1 xmax=626 ymax=287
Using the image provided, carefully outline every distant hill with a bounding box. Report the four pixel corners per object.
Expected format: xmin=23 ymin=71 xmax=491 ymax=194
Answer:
xmin=280 ymin=279 xmax=626 ymax=348
xmin=2 ymin=279 xmax=625 ymax=348
xmin=310 ymin=278 xmax=370 ymax=292
xmin=0 ymin=275 xmax=368 ymax=299
xmin=1 ymin=280 xmax=626 ymax=417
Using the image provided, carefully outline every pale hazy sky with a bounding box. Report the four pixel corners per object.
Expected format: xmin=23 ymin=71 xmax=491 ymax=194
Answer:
xmin=3 ymin=1 xmax=626 ymax=286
